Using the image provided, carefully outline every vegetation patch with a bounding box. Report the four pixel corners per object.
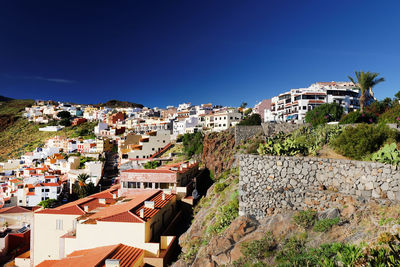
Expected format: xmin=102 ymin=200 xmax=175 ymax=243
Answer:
xmin=313 ymin=217 xmax=340 ymax=232
xmin=292 ymin=209 xmax=317 ymax=229
xmin=331 ymin=124 xmax=398 ymax=160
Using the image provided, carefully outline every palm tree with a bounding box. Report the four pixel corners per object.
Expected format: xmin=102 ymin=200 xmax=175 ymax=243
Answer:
xmin=348 ymin=71 xmax=385 ymax=112
xmin=73 ymin=173 xmax=95 ymax=198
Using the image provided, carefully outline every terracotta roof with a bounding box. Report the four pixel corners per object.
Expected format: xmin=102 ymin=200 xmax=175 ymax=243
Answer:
xmin=37 ymin=244 xmax=144 ymax=267
xmin=27 ymin=192 xmax=35 ymax=196
xmin=0 ymin=206 xmax=32 ymax=214
xmin=36 ymin=186 xmax=119 ymax=215
xmin=131 ymin=191 xmax=174 ymax=221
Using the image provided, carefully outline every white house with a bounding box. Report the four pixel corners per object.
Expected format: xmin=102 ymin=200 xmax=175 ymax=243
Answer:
xmin=264 ymin=81 xmax=360 ymax=122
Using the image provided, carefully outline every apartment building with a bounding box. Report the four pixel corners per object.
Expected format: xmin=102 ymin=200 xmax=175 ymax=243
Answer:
xmin=253 ymin=99 xmax=272 ymax=121
xmin=32 ymin=188 xmax=177 ymax=266
xmin=120 ymin=161 xmax=199 ymax=196
xmin=37 ymin=244 xmax=144 ymax=267
xmin=18 ymin=175 xmax=62 ymax=207
xmin=264 ymin=82 xmax=360 ymax=122
xmin=119 ymin=131 xmax=171 ymax=161
xmin=212 ymin=110 xmax=242 ymax=132
xmin=96 ymin=137 xmax=114 ymax=153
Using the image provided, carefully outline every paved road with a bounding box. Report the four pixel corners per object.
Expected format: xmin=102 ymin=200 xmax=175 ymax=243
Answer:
xmin=98 ymin=151 xmax=119 ymax=190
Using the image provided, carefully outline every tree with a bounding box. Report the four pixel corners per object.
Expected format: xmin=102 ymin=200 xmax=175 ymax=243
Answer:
xmin=348 ymin=71 xmax=385 ymax=112
xmin=182 ymin=132 xmax=203 ymax=158
xmin=73 ymin=173 xmax=96 ymax=198
xmin=244 ymin=108 xmax=253 ymax=117
xmin=57 ymin=111 xmax=71 ymax=119
xmin=238 ymin=113 xmax=262 ymax=125
xmin=59 ymin=118 xmax=72 ymax=127
xmin=38 ymin=198 xmax=57 ymax=208
xmin=240 ymin=102 xmax=248 ymax=109
xmin=395 ymin=90 xmax=400 ymax=100
xmin=144 ymin=161 xmax=161 ymax=169
xmin=305 ymin=103 xmax=344 ymax=127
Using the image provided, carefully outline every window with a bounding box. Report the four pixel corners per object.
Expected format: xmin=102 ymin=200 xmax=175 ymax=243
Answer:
xmin=56 ymin=219 xmax=63 ymax=230
xmin=144 ymin=182 xmax=151 ymax=189
xmin=45 ymin=189 xmax=50 ymax=192
xmin=152 ymin=148 xmax=155 ymax=151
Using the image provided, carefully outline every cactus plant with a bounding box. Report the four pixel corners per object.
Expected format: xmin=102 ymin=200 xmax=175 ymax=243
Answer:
xmin=371 ymin=143 xmax=400 ymax=165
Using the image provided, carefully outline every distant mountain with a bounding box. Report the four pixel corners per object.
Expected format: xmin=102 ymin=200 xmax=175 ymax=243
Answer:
xmin=95 ymin=99 xmax=144 ymax=109
xmin=0 ymin=95 xmax=13 ymax=102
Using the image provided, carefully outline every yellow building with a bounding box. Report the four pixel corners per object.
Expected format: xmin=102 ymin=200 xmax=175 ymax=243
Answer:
xmin=32 ymin=187 xmax=177 ymax=266
xmin=96 ymin=137 xmax=114 ymax=153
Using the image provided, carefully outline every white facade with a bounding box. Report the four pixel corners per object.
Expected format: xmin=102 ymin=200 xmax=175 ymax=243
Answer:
xmin=123 ymin=130 xmax=171 ymax=160
xmin=264 ymin=82 xmax=360 ymax=122
xmin=18 ymin=175 xmax=62 ymax=207
xmin=212 ymin=110 xmax=242 ymax=132
xmin=173 ymin=116 xmax=199 ymax=137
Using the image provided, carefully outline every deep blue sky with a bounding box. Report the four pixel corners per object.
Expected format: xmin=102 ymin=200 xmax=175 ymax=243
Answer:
xmin=1 ymin=0 xmax=400 ymax=108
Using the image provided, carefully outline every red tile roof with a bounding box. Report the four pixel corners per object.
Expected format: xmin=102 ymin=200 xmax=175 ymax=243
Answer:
xmin=0 ymin=206 xmax=32 ymax=214
xmin=37 ymin=243 xmax=144 ymax=267
xmin=26 ymin=192 xmax=35 ymax=196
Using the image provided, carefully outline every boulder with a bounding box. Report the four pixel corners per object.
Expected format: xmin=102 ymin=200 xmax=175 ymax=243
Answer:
xmin=318 ymin=208 xmax=340 ymax=220
xmin=225 ymin=215 xmax=259 ymax=242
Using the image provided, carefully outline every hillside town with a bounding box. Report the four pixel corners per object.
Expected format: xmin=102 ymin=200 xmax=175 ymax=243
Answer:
xmin=0 ymin=81 xmax=366 ymax=266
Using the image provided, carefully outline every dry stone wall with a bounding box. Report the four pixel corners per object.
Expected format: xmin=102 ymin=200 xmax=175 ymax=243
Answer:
xmin=234 ymin=123 xmax=307 ymax=144
xmin=239 ymin=154 xmax=400 ymax=219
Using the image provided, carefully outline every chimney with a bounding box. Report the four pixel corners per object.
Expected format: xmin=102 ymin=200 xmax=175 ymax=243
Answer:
xmin=84 ymin=206 xmax=89 ymax=212
xmin=162 ymin=193 xmax=165 ymax=200
xmin=144 ymin=201 xmax=155 ymax=209
xmin=112 ymin=193 xmax=117 ymax=199
xmin=139 ymin=209 xmax=144 ymax=218
xmin=99 ymin=198 xmax=106 ymax=204
xmin=105 ymin=259 xmax=120 ymax=267
xmin=163 ymin=188 xmax=172 ymax=195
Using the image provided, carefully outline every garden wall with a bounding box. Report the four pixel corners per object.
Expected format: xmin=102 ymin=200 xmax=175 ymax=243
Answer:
xmin=234 ymin=126 xmax=263 ymax=144
xmin=234 ymin=123 xmax=307 ymax=144
xmin=238 ymin=154 xmax=400 ymax=219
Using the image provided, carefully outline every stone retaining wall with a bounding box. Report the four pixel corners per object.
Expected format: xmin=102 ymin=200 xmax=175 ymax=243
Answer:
xmin=234 ymin=123 xmax=306 ymax=144
xmin=261 ymin=122 xmax=307 ymax=136
xmin=239 ymin=154 xmax=400 ymax=219
xmin=234 ymin=126 xmax=263 ymax=144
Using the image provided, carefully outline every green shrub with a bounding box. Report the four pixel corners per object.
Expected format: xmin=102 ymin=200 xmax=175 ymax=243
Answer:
xmin=182 ymin=132 xmax=203 ymax=158
xmin=305 ymin=103 xmax=344 ymax=127
xmin=379 ymin=104 xmax=400 ymax=124
xmin=275 ymin=234 xmax=316 ymax=266
xmin=143 ymin=161 xmax=161 ymax=169
xmin=241 ymin=234 xmax=276 ymax=260
xmin=238 ymin=114 xmax=261 ymax=125
xmin=214 ymin=182 xmax=228 ymax=193
xmin=38 ymin=198 xmax=57 ymax=208
xmin=313 ymin=217 xmax=340 ymax=232
xmin=206 ymin=191 xmax=239 ymax=235
xmin=292 ymin=209 xmax=317 ymax=228
xmin=368 ymin=233 xmax=400 ymax=266
xmin=339 ymin=111 xmax=377 ymax=124
xmin=59 ymin=118 xmax=72 ymax=127
xmin=331 ymin=124 xmax=398 ymax=160
xmin=233 ymin=233 xmax=276 ymax=266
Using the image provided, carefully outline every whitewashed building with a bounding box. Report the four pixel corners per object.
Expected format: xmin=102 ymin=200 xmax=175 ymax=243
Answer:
xmin=264 ymin=82 xmax=360 ymax=122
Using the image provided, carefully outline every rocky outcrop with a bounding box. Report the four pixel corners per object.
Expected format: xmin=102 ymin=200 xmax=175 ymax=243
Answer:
xmin=202 ymin=131 xmax=236 ymax=177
